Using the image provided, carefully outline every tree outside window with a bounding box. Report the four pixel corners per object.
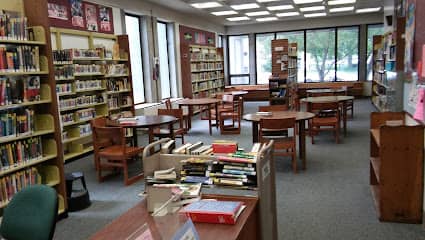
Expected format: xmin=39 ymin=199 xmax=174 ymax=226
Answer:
xmin=306 ymin=29 xmax=336 ymax=82
xmin=337 ymin=27 xmax=359 ymax=81
xmin=256 ymin=33 xmax=274 ymax=84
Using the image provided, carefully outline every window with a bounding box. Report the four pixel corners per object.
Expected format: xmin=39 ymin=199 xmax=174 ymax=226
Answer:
xmin=256 ymin=33 xmax=274 ymax=84
xmin=218 ymin=35 xmax=223 ymax=48
xmin=337 ymin=27 xmax=359 ymax=81
xmin=125 ymin=15 xmax=145 ymax=104
xmin=306 ymin=29 xmax=336 ymax=82
xmin=276 ymin=31 xmax=305 ymax=82
xmin=157 ymin=22 xmax=171 ymax=99
xmin=228 ymin=35 xmax=250 ymax=85
xmin=367 ymin=24 xmax=384 ymax=80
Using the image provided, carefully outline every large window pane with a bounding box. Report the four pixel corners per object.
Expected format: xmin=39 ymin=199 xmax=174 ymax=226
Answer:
xmin=230 ymin=76 xmax=249 ymax=85
xmin=367 ymin=24 xmax=384 ymax=80
xmin=277 ymin=31 xmax=305 ymax=82
xmin=337 ymin=27 xmax=359 ymax=81
xmin=229 ymin=35 xmax=249 ymax=85
xmin=306 ymin=29 xmax=335 ymax=82
xmin=157 ymin=22 xmax=171 ymax=99
xmin=256 ymin=33 xmax=274 ymax=84
xmin=125 ymin=15 xmax=145 ymax=104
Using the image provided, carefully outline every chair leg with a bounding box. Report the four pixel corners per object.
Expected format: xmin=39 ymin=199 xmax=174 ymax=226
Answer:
xmin=335 ymin=126 xmax=340 ymax=144
xmin=292 ymin=149 xmax=297 ymax=173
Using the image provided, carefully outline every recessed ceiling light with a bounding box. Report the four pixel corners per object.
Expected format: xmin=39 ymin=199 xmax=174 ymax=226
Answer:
xmin=294 ymin=0 xmax=322 ymax=4
xmin=246 ymin=11 xmax=270 ymax=16
xmin=356 ymin=7 xmax=381 ymax=13
xmin=300 ymin=6 xmax=326 ymax=12
xmin=256 ymin=17 xmax=278 ymax=22
xmin=231 ymin=3 xmax=260 ymax=10
xmin=304 ymin=12 xmax=327 ymax=17
xmin=226 ymin=16 xmax=251 ymax=21
xmin=329 ymin=6 xmax=354 ymax=12
xmin=190 ymin=2 xmax=222 ymax=9
xmin=328 ymin=0 xmax=356 ymax=5
xmin=267 ymin=5 xmax=294 ymax=11
xmin=276 ymin=11 xmax=300 ymax=17
xmin=211 ymin=10 xmax=238 ymax=16
xmin=257 ymin=0 xmax=280 ymax=2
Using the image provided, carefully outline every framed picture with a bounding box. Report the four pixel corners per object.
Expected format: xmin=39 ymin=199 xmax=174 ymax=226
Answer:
xmin=84 ymin=3 xmax=98 ymax=31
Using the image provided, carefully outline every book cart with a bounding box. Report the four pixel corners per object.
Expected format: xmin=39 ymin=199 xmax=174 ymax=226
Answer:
xmin=141 ymin=138 xmax=278 ymax=240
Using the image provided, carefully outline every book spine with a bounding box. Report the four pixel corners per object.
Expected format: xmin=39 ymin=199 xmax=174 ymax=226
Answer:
xmin=184 ymin=212 xmax=236 ymax=225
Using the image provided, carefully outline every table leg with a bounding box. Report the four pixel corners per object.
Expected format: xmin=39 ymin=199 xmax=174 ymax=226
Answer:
xmin=215 ymin=103 xmax=219 ymax=130
xmin=208 ymin=104 xmax=212 ymax=135
xmin=181 ymin=105 xmax=192 ymax=130
xmin=132 ymin=127 xmax=138 ymax=147
xmin=343 ymin=102 xmax=347 ymax=136
xmin=298 ymin=120 xmax=307 ymax=170
xmin=252 ymin=122 xmax=259 ymax=143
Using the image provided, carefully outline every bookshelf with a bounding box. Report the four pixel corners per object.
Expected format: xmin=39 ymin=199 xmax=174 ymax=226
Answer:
xmin=0 ymin=0 xmax=67 ymax=215
xmin=369 ymin=112 xmax=423 ymax=223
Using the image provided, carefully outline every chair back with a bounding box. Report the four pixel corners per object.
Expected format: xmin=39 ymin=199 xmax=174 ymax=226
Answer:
xmin=0 ymin=185 xmax=58 ymax=240
xmin=92 ymin=125 xmax=126 ymax=154
xmin=158 ymin=109 xmax=184 ymax=129
xmin=258 ymin=105 xmax=288 ymax=112
xmin=91 ymin=116 xmax=107 ymax=127
xmin=163 ymin=98 xmax=172 ymax=110
xmin=222 ymin=94 xmax=234 ymax=103
xmin=259 ymin=118 xmax=296 ymax=140
xmin=310 ymin=102 xmax=340 ymax=118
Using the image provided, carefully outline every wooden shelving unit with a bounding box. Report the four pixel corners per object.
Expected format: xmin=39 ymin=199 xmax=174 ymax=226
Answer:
xmin=369 ymin=112 xmax=424 ymax=223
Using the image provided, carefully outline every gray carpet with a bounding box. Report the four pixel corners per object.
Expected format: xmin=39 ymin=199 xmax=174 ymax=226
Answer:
xmin=54 ymin=99 xmax=425 ymax=240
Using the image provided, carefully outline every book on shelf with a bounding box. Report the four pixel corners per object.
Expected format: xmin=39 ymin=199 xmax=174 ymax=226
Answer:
xmin=0 ymin=45 xmax=40 ymax=72
xmin=179 ymin=199 xmax=246 ymax=225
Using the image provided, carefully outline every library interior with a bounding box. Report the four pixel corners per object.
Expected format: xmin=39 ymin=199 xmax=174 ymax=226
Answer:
xmin=1 ymin=0 xmax=425 ymax=239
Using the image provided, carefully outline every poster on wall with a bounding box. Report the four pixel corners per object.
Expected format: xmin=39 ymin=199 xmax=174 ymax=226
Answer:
xmin=70 ymin=0 xmax=84 ymax=28
xmin=404 ymin=1 xmax=416 ymax=73
xmin=84 ymin=3 xmax=98 ymax=31
xmin=48 ymin=3 xmax=69 ymax=20
xmin=99 ymin=6 xmax=112 ymax=32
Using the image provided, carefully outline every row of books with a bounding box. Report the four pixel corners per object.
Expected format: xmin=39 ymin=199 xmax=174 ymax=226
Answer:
xmin=59 ymin=95 xmax=103 ymax=110
xmin=104 ymin=64 xmax=127 ymax=76
xmin=108 ymin=95 xmax=133 ymax=108
xmin=106 ymin=78 xmax=130 ymax=92
xmin=0 ymin=137 xmax=43 ymax=170
xmin=53 ymin=48 xmax=116 ymax=63
xmin=0 ymin=109 xmax=34 ymax=138
xmin=56 ymin=83 xmax=72 ymax=94
xmin=0 ymin=45 xmax=40 ymax=72
xmin=75 ymin=80 xmax=103 ymax=91
xmin=54 ymin=65 xmax=74 ymax=80
xmin=190 ymin=62 xmax=222 ymax=72
xmin=0 ymin=168 xmax=40 ymax=205
xmin=62 ymin=108 xmax=97 ymax=125
xmin=0 ymin=76 xmax=41 ymax=105
xmin=74 ymin=64 xmax=102 ymax=75
xmin=0 ymin=12 xmax=28 ymax=41
xmin=190 ymin=52 xmax=218 ymax=61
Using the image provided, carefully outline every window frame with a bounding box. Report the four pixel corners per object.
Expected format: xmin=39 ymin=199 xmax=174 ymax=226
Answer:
xmin=227 ymin=34 xmax=251 ymax=85
xmin=156 ymin=21 xmax=172 ymax=99
xmin=366 ymin=23 xmax=384 ymax=81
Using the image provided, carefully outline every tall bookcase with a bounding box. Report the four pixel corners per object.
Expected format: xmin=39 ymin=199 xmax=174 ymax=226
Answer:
xmin=0 ymin=0 xmax=67 ymax=215
xmin=181 ymin=44 xmax=224 ymax=99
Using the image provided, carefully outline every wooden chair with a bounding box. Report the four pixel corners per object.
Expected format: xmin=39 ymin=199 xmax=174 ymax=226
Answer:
xmin=219 ymin=97 xmax=243 ymax=134
xmin=259 ymin=118 xmax=297 ymax=173
xmin=341 ymin=86 xmax=354 ymax=118
xmin=258 ymin=104 xmax=289 ymax=112
xmin=163 ymin=98 xmax=190 ymax=131
xmin=153 ymin=109 xmax=185 ymax=143
xmin=91 ymin=123 xmax=144 ymax=185
xmin=309 ymin=102 xmax=340 ymax=144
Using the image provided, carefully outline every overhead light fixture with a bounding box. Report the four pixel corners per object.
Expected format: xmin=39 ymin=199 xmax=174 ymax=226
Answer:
xmin=356 ymin=7 xmax=381 ymax=13
xmin=300 ymin=6 xmax=326 ymax=12
xmin=257 ymin=0 xmax=280 ymax=2
xmin=230 ymin=3 xmax=260 ymax=10
xmin=328 ymin=0 xmax=356 ymax=5
xmin=329 ymin=6 xmax=354 ymax=12
xmin=256 ymin=17 xmax=278 ymax=22
xmin=304 ymin=12 xmax=327 ymax=17
xmin=293 ymin=0 xmax=322 ymax=4
xmin=276 ymin=11 xmax=300 ymax=17
xmin=226 ymin=16 xmax=251 ymax=21
xmin=190 ymin=2 xmax=222 ymax=9
xmin=246 ymin=11 xmax=270 ymax=16
xmin=211 ymin=10 xmax=238 ymax=16
xmin=267 ymin=5 xmax=294 ymax=11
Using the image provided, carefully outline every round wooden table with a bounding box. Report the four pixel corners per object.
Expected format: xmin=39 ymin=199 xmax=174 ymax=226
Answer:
xmin=177 ymin=98 xmax=221 ymax=135
xmin=243 ymin=111 xmax=315 ymax=170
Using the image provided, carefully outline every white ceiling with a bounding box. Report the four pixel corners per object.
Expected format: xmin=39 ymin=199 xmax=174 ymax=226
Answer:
xmin=144 ymin=0 xmax=385 ymax=26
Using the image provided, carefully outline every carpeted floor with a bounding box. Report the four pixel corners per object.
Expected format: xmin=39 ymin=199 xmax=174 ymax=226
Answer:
xmin=54 ymin=99 xmax=425 ymax=240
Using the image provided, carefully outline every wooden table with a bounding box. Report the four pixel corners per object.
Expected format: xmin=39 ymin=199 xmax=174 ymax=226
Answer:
xmin=90 ymin=194 xmax=259 ymax=240
xmin=243 ymin=111 xmax=315 ymax=170
xmin=300 ymin=96 xmax=354 ymax=135
xmin=177 ymin=98 xmax=221 ymax=135
xmin=306 ymin=88 xmax=345 ymax=96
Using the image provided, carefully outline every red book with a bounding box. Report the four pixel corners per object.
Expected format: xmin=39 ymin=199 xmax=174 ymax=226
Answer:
xmin=180 ymin=200 xmax=245 ymax=225
xmin=212 ymin=142 xmax=237 ymax=154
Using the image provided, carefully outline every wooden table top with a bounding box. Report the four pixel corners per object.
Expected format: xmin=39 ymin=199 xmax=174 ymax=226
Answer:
xmin=113 ymin=115 xmax=177 ymax=128
xmin=243 ymin=111 xmax=315 ymax=122
xmin=300 ymin=95 xmax=354 ymax=103
xmin=90 ymin=194 xmax=258 ymax=240
xmin=306 ymin=88 xmax=345 ymax=93
xmin=177 ymin=98 xmax=221 ymax=106
xmin=228 ymin=91 xmax=248 ymax=96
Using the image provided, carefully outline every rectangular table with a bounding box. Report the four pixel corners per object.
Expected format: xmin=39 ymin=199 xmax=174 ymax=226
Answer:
xmin=90 ymin=194 xmax=259 ymax=240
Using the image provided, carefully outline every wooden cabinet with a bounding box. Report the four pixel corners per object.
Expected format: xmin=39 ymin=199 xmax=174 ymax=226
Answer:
xmin=369 ymin=112 xmax=424 ymax=223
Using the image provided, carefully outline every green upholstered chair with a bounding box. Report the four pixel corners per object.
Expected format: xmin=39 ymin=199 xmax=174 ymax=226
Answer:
xmin=0 ymin=185 xmax=58 ymax=240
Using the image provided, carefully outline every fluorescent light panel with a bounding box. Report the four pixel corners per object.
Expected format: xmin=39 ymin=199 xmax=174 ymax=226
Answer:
xmin=257 ymin=0 xmax=280 ymax=2
xmin=191 ymin=2 xmax=222 ymax=9
xmin=211 ymin=10 xmax=238 ymax=16
xmin=226 ymin=16 xmax=251 ymax=21
xmin=300 ymin=6 xmax=325 ymax=12
xmin=329 ymin=6 xmax=354 ymax=12
xmin=328 ymin=0 xmax=356 ymax=5
xmin=356 ymin=7 xmax=381 ymax=13
xmin=256 ymin=17 xmax=278 ymax=22
xmin=267 ymin=5 xmax=294 ymax=11
xmin=294 ymin=0 xmax=322 ymax=4
xmin=231 ymin=3 xmax=260 ymax=10
xmin=276 ymin=11 xmax=300 ymax=17
xmin=246 ymin=11 xmax=270 ymax=16
xmin=304 ymin=12 xmax=326 ymax=17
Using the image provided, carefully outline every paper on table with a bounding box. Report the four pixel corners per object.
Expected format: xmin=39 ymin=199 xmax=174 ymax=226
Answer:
xmin=413 ymin=88 xmax=425 ymax=121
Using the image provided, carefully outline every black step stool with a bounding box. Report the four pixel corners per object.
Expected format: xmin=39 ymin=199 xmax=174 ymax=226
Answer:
xmin=65 ymin=172 xmax=91 ymax=212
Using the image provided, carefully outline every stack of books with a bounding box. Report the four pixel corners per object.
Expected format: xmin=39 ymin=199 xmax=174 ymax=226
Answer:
xmin=180 ymin=200 xmax=246 ymax=224
xmin=180 ymin=158 xmax=216 ymax=185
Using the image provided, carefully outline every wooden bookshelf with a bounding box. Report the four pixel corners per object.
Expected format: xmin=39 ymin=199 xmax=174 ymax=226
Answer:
xmin=369 ymin=112 xmax=424 ymax=223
